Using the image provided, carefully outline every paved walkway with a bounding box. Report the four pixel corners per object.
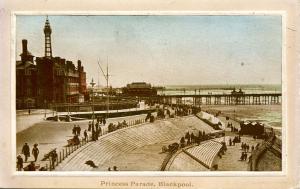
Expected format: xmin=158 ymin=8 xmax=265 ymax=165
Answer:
xmin=217 ymin=135 xmax=262 ymax=171
xmin=16 ymin=114 xmax=149 ymax=170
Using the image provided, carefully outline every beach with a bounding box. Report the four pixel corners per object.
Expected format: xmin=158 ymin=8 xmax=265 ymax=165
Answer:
xmin=201 ymin=105 xmax=282 ymax=130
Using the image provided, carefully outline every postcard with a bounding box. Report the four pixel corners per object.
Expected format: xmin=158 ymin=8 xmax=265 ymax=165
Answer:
xmin=0 ymin=0 xmax=299 ymax=188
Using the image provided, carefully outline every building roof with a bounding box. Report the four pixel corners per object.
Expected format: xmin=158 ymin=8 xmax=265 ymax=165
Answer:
xmin=16 ymin=61 xmax=36 ymax=69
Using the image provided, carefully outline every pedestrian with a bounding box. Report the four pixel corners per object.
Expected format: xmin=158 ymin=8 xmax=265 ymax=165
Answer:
xmin=240 ymin=152 xmax=244 ymax=161
xmin=108 ymin=167 xmax=111 ymax=171
xmin=17 ymin=155 xmax=23 ymax=171
xmin=251 ymin=145 xmax=255 ymax=152
xmin=229 ymin=138 xmax=232 ymax=146
xmin=51 ymin=150 xmax=58 ymax=169
xmin=88 ymin=121 xmax=92 ymax=131
xmin=32 ymin=144 xmax=39 ymax=162
xmin=28 ymin=109 xmax=31 ymax=115
xmin=77 ymin=125 xmax=81 ymax=136
xmin=103 ymin=118 xmax=106 ymax=125
xmin=72 ymin=125 xmax=76 ymax=135
xmin=22 ymin=143 xmax=30 ymax=162
xmin=84 ymin=130 xmax=88 ymax=142
xmin=244 ymin=152 xmax=248 ymax=161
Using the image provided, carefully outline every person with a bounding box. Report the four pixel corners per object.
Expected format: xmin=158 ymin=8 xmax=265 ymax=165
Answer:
xmin=17 ymin=155 xmax=23 ymax=171
xmin=77 ymin=125 xmax=81 ymax=136
xmin=244 ymin=152 xmax=248 ymax=161
xmin=180 ymin=137 xmax=185 ymax=148
xmin=103 ymin=118 xmax=106 ymax=125
xmin=108 ymin=167 xmax=111 ymax=171
xmin=229 ymin=138 xmax=232 ymax=146
xmin=28 ymin=109 xmax=31 ymax=115
xmin=32 ymin=144 xmax=39 ymax=162
xmin=22 ymin=143 xmax=30 ymax=162
xmin=191 ymin=133 xmax=195 ymax=143
xmin=51 ymin=150 xmax=58 ymax=169
xmin=84 ymin=130 xmax=88 ymax=142
xmin=27 ymin=161 xmax=36 ymax=171
xmin=122 ymin=120 xmax=128 ymax=127
xmin=88 ymin=121 xmax=92 ymax=131
xmin=113 ymin=166 xmax=118 ymax=171
xmin=240 ymin=152 xmax=245 ymax=161
xmin=72 ymin=125 xmax=76 ymax=135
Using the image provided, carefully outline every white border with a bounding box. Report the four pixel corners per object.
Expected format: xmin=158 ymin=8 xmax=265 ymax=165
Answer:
xmin=11 ymin=11 xmax=287 ymax=177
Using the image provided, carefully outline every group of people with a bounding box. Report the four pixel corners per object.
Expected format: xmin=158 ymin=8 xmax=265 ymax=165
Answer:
xmin=241 ymin=142 xmax=254 ymax=153
xmin=155 ymin=104 xmax=201 ymax=119
xmin=72 ymin=125 xmax=81 ymax=136
xmin=228 ymin=136 xmax=241 ymax=146
xmin=145 ymin=112 xmax=155 ymax=122
xmin=107 ymin=120 xmax=128 ymax=133
xmin=180 ymin=131 xmax=208 ymax=147
xmin=17 ymin=143 xmax=40 ymax=171
xmin=228 ymin=123 xmax=239 ymax=132
xmin=88 ymin=117 xmax=108 ymax=141
xmin=88 ymin=121 xmax=102 ymax=141
xmin=162 ymin=130 xmax=209 ymax=153
xmin=240 ymin=151 xmax=248 ymax=161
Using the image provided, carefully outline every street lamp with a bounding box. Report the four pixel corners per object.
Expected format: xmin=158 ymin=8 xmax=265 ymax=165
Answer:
xmin=90 ymin=78 xmax=96 ymax=140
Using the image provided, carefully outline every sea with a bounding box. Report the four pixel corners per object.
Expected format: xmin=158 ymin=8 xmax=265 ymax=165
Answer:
xmin=157 ymin=84 xmax=282 ymax=130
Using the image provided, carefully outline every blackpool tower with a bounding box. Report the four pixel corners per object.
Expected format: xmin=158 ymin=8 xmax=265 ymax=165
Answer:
xmin=44 ymin=16 xmax=52 ymax=58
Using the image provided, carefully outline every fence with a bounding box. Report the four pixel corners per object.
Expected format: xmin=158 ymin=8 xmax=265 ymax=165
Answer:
xmin=43 ymin=117 xmax=148 ymax=171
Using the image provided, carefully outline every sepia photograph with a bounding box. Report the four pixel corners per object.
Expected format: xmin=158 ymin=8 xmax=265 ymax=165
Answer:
xmin=14 ymin=14 xmax=284 ymax=173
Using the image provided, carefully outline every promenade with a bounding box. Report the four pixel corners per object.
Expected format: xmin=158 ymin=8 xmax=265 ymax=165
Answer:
xmin=55 ymin=115 xmax=214 ymax=171
xmin=16 ymin=109 xmax=273 ymax=171
xmin=16 ymin=113 xmax=148 ymax=170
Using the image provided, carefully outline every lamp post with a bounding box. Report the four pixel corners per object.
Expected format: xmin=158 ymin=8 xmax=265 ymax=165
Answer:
xmin=44 ymin=100 xmax=47 ymax=120
xmin=90 ymin=78 xmax=96 ymax=140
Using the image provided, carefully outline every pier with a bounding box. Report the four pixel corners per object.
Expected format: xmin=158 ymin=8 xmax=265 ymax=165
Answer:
xmin=155 ymin=93 xmax=281 ymax=106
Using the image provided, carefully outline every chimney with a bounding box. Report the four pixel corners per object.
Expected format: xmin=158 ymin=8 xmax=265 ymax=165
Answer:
xmin=22 ymin=39 xmax=28 ymax=54
xmin=77 ymin=60 xmax=81 ymax=69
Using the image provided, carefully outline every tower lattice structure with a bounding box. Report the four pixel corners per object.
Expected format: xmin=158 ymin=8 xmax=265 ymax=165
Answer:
xmin=44 ymin=17 xmax=52 ymax=58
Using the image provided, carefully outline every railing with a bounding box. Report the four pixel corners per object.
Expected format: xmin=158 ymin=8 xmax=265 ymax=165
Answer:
xmin=45 ymin=117 xmax=148 ymax=171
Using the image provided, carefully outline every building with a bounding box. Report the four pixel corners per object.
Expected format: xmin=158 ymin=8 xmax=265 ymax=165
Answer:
xmin=122 ymin=82 xmax=157 ymax=97
xmin=16 ymin=17 xmax=87 ymax=109
xmin=16 ymin=40 xmax=38 ymax=109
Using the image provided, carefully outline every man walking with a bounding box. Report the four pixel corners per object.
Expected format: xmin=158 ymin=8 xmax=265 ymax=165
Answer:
xmin=22 ymin=143 xmax=30 ymax=162
xmin=84 ymin=130 xmax=88 ymax=142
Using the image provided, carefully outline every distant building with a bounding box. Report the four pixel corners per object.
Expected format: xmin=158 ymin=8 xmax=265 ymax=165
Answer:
xmin=16 ymin=17 xmax=87 ymax=109
xmin=231 ymin=88 xmax=244 ymax=95
xmin=122 ymin=82 xmax=157 ymax=97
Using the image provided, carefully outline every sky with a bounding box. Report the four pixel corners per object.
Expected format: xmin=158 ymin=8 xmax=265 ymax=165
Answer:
xmin=16 ymin=15 xmax=282 ymax=87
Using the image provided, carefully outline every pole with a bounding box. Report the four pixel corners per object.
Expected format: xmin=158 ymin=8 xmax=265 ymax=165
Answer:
xmin=106 ymin=58 xmax=109 ymax=119
xmin=90 ymin=78 xmax=96 ymax=141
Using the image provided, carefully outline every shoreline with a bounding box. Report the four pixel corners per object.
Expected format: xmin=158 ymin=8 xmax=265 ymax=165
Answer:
xmin=201 ymin=104 xmax=282 ymax=136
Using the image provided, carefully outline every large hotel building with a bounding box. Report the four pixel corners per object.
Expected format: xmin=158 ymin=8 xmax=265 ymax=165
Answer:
xmin=16 ymin=17 xmax=87 ymax=109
